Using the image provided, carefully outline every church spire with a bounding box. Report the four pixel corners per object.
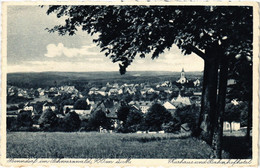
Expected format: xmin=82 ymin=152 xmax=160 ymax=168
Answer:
xmin=176 ymin=67 xmax=187 ymax=84
xmin=181 ymin=68 xmax=185 ymax=78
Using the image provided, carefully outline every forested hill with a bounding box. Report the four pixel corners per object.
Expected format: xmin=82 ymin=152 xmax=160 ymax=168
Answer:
xmin=7 ymin=71 xmax=203 ymax=89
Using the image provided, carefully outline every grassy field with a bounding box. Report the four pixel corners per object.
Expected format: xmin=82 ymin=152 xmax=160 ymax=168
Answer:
xmin=7 ymin=132 xmax=214 ymax=158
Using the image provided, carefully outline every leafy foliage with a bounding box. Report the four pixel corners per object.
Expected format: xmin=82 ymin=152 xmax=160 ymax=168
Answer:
xmin=145 ymin=103 xmax=173 ymax=131
xmin=224 ymin=103 xmax=241 ymax=123
xmin=117 ymin=107 xmax=144 ymax=133
xmin=87 ymin=110 xmax=110 ymax=130
xmin=33 ymin=101 xmax=45 ymax=114
xmin=38 ymin=109 xmax=58 ymax=131
xmin=126 ymin=108 xmax=143 ymax=127
xmin=46 ymin=6 xmax=252 ymax=74
xmin=228 ymin=56 xmax=252 ymax=102
xmin=63 ymin=111 xmax=81 ymax=131
xmin=74 ymin=99 xmax=90 ymax=110
xmin=174 ymin=105 xmax=200 ymax=133
xmin=117 ymin=105 xmax=130 ymax=124
xmin=161 ymin=119 xmax=181 ymax=133
xmin=17 ymin=110 xmax=33 ymax=128
xmin=7 ymin=105 xmax=19 ymax=111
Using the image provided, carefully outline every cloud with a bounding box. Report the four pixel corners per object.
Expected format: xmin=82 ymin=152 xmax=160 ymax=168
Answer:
xmin=9 ymin=43 xmax=204 ymax=73
xmin=45 ymin=43 xmax=100 ymax=58
xmin=44 ymin=43 xmax=64 ymax=57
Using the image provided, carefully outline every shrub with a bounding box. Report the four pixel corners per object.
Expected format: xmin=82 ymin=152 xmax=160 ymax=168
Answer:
xmin=38 ymin=109 xmax=58 ymax=131
xmin=174 ymin=104 xmax=199 ymax=133
xmin=117 ymin=105 xmax=130 ymax=125
xmin=7 ymin=105 xmax=19 ymax=111
xmin=145 ymin=103 xmax=173 ymax=131
xmin=63 ymin=111 xmax=81 ymax=132
xmin=87 ymin=110 xmax=111 ymax=131
xmin=125 ymin=109 xmax=143 ymax=127
xmin=162 ymin=120 xmax=181 ymax=133
xmin=17 ymin=110 xmax=33 ymax=128
xmin=74 ymin=99 xmax=90 ymax=110
xmin=7 ymin=117 xmax=17 ymax=131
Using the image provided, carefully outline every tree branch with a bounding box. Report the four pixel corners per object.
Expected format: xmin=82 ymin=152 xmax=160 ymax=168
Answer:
xmin=187 ymin=44 xmax=206 ymax=61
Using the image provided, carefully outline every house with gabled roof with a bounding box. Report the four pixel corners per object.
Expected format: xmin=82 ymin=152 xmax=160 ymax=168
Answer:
xmin=162 ymin=101 xmax=177 ymax=115
xmin=171 ymin=93 xmax=191 ymax=106
xmin=129 ymin=101 xmax=153 ymax=113
xmin=42 ymin=102 xmax=56 ymax=112
xmin=88 ymin=87 xmax=99 ymax=95
xmin=125 ymin=88 xmax=135 ymax=95
xmin=108 ymin=88 xmax=119 ymax=96
xmin=91 ymin=99 xmax=120 ymax=128
xmin=193 ymin=78 xmax=200 ymax=87
xmin=96 ymin=87 xmax=107 ymax=96
xmin=23 ymin=102 xmax=34 ymax=112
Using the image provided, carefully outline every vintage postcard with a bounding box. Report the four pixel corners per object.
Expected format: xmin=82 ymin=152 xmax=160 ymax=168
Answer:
xmin=1 ymin=1 xmax=259 ymax=167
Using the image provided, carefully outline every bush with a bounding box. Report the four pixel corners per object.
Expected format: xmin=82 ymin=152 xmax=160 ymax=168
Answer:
xmin=74 ymin=99 xmax=90 ymax=110
xmin=7 ymin=105 xmax=19 ymax=111
xmin=17 ymin=110 xmax=33 ymax=128
xmin=87 ymin=110 xmax=111 ymax=131
xmin=174 ymin=104 xmax=199 ymax=133
xmin=145 ymin=103 xmax=173 ymax=131
xmin=7 ymin=117 xmax=17 ymax=131
xmin=125 ymin=109 xmax=143 ymax=127
xmin=162 ymin=120 xmax=181 ymax=133
xmin=117 ymin=105 xmax=130 ymax=125
xmin=32 ymin=114 xmax=41 ymax=124
xmin=63 ymin=111 xmax=81 ymax=132
xmin=38 ymin=109 xmax=58 ymax=131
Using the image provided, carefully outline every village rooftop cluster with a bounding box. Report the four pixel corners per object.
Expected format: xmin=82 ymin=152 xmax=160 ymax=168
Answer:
xmin=7 ymin=69 xmax=240 ymax=133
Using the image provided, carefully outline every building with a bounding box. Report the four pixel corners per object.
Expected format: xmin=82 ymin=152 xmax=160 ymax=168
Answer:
xmin=227 ymin=79 xmax=236 ymax=86
xmin=63 ymin=105 xmax=74 ymax=113
xmin=23 ymin=102 xmax=34 ymax=112
xmin=129 ymin=101 xmax=153 ymax=113
xmin=176 ymin=68 xmax=188 ymax=84
xmin=162 ymin=101 xmax=176 ymax=115
xmin=88 ymin=87 xmax=99 ymax=95
xmin=42 ymin=102 xmax=56 ymax=112
xmin=193 ymin=91 xmax=202 ymax=96
xmin=223 ymin=121 xmax=240 ymax=131
xmin=95 ymin=87 xmax=107 ymax=96
xmin=108 ymin=88 xmax=119 ymax=96
xmin=171 ymin=93 xmax=191 ymax=106
xmin=73 ymin=109 xmax=92 ymax=116
xmin=125 ymin=88 xmax=135 ymax=95
xmin=193 ymin=78 xmax=200 ymax=87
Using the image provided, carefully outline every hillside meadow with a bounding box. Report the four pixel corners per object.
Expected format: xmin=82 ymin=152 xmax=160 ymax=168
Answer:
xmin=7 ymin=132 xmax=214 ymax=158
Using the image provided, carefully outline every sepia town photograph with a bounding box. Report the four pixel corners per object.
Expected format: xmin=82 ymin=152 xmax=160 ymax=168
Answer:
xmin=2 ymin=2 xmax=258 ymax=164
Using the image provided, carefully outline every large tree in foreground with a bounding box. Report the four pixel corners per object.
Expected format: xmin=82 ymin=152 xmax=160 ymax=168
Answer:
xmin=46 ymin=5 xmax=253 ymax=158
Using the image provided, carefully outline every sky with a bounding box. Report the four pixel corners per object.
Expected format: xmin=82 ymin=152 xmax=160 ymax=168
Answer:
xmin=7 ymin=5 xmax=204 ymax=73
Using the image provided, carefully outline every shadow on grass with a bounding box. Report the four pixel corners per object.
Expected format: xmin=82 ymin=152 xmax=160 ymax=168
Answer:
xmin=222 ymin=136 xmax=252 ymax=159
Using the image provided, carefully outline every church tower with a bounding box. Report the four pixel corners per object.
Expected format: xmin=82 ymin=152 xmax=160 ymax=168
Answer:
xmin=181 ymin=68 xmax=185 ymax=79
xmin=176 ymin=68 xmax=187 ymax=84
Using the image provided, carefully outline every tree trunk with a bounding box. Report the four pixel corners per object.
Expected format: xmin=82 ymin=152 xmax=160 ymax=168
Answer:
xmin=246 ymin=99 xmax=252 ymax=141
xmin=197 ymin=47 xmax=219 ymax=145
xmin=212 ymin=59 xmax=228 ymax=159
